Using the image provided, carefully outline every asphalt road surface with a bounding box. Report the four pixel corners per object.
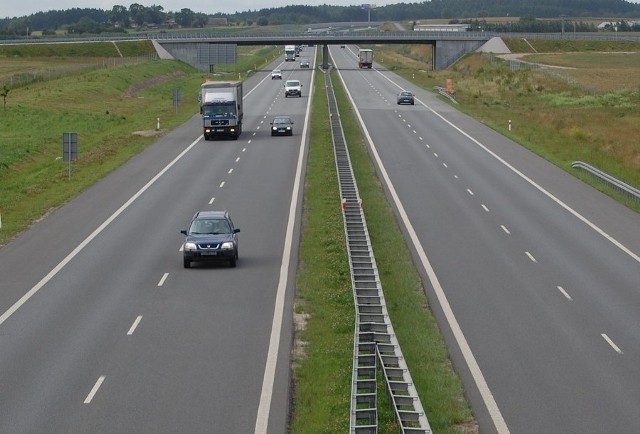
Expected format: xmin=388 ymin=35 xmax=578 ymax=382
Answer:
xmin=0 ymin=50 xmax=316 ymax=433
xmin=329 ymin=45 xmax=640 ymax=434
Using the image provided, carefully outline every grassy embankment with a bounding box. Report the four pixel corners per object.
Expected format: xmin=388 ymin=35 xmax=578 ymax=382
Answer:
xmin=372 ymin=39 xmax=640 ymax=212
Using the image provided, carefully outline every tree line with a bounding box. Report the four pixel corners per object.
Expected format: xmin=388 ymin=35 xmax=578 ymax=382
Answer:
xmin=1 ymin=0 xmax=639 ymax=37
xmin=0 ymin=4 xmax=210 ymax=36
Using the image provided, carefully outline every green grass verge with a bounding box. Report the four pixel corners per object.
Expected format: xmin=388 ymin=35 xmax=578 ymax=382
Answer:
xmin=291 ymin=62 xmax=475 ymax=432
xmin=0 ymin=40 xmax=157 ymax=58
xmin=290 ymin=67 xmax=354 ymax=433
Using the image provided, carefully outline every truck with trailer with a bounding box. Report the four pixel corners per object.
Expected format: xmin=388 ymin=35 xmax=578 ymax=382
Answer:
xmin=200 ymin=81 xmax=243 ymax=140
xmin=284 ymin=45 xmax=296 ymax=61
xmin=358 ymin=48 xmax=373 ymax=69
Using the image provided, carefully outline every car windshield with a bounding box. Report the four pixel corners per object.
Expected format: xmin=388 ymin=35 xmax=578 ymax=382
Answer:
xmin=400 ymin=92 xmax=412 ymax=96
xmin=273 ymin=70 xmax=280 ymax=74
xmin=273 ymin=117 xmax=291 ymax=125
xmin=190 ymin=219 xmax=231 ymax=234
xmin=286 ymin=81 xmax=300 ymax=86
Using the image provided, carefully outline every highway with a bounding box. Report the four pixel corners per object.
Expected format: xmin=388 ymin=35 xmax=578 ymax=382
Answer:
xmin=0 ymin=51 xmax=316 ymax=433
xmin=2 ymin=42 xmax=640 ymax=434
xmin=329 ymin=46 xmax=640 ymax=433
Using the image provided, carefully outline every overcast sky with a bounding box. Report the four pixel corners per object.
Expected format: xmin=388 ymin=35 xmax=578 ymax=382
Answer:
xmin=3 ymin=1 xmax=408 ymax=19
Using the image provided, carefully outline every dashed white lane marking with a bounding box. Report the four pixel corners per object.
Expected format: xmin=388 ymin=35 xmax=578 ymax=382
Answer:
xmin=84 ymin=376 xmax=106 ymax=404
xmin=235 ymin=157 xmax=240 ymax=162
xmin=481 ymin=204 xmax=489 ymax=212
xmin=442 ymin=163 xmax=448 ymax=168
xmin=209 ymin=197 xmax=215 ymax=205
xmin=127 ymin=315 xmax=143 ymax=335
xmin=228 ymin=168 xmax=233 ymax=174
xmin=157 ymin=273 xmax=169 ymax=287
xmin=557 ymin=286 xmax=572 ymax=301
xmin=501 ymin=225 xmax=511 ymax=235
xmin=0 ymin=136 xmax=203 ymax=328
xmin=525 ymin=251 xmax=537 ymax=263
xmin=219 ymin=181 xmax=225 ymax=188
xmin=467 ymin=189 xmax=474 ymax=196
xmin=601 ymin=334 xmax=623 ymax=354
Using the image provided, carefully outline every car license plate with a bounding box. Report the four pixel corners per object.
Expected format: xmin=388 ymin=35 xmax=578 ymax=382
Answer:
xmin=216 ymin=128 xmax=224 ymax=132
xmin=201 ymin=251 xmax=217 ymax=256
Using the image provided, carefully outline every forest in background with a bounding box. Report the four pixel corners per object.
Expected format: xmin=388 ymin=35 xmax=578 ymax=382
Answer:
xmin=1 ymin=0 xmax=640 ymax=36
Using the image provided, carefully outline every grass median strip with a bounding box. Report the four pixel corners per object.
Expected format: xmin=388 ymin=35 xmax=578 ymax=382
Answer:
xmin=291 ymin=63 xmax=475 ymax=432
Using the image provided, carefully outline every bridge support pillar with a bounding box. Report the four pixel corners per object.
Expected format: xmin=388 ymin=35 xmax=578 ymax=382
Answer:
xmin=322 ymin=44 xmax=330 ymax=69
xmin=434 ymin=39 xmax=485 ymax=70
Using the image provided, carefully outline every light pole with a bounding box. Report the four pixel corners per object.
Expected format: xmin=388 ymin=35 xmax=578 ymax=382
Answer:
xmin=361 ymin=4 xmax=377 ymax=23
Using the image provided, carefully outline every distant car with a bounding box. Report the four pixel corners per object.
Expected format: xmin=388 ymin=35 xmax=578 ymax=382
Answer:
xmin=181 ymin=210 xmax=240 ymax=268
xmin=340 ymin=45 xmax=345 ymax=48
xmin=300 ymin=58 xmax=310 ymax=68
xmin=397 ymin=91 xmax=415 ymax=105
xmin=284 ymin=79 xmax=302 ymax=98
xmin=270 ymin=115 xmax=294 ymax=136
xmin=271 ymin=69 xmax=282 ymax=79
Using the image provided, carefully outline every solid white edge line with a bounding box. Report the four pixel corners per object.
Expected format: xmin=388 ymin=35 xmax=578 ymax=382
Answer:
xmin=84 ymin=375 xmax=106 ymax=404
xmin=127 ymin=315 xmax=143 ymax=335
xmin=0 ymin=136 xmax=203 ymax=328
xmin=253 ymin=50 xmax=315 ymax=434
xmin=337 ymin=54 xmax=511 ymax=433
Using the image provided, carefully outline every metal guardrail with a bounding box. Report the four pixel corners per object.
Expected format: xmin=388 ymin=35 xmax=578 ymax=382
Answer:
xmin=572 ymin=161 xmax=640 ymax=202
xmin=323 ymin=69 xmax=431 ymax=433
xmin=432 ymin=86 xmax=458 ymax=104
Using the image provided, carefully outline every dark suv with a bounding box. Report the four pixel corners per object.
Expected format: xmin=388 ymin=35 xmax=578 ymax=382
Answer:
xmin=181 ymin=211 xmax=240 ymax=268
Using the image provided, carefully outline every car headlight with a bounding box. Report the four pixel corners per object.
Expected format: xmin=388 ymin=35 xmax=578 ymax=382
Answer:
xmin=184 ymin=242 xmax=197 ymax=251
xmin=272 ymin=126 xmax=277 ymax=131
xmin=286 ymin=127 xmax=291 ymax=130
xmin=221 ymin=241 xmax=234 ymax=250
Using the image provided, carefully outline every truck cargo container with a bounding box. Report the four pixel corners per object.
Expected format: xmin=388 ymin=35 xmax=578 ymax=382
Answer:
xmin=200 ymin=81 xmax=243 ymax=140
xmin=358 ymin=49 xmax=373 ymax=69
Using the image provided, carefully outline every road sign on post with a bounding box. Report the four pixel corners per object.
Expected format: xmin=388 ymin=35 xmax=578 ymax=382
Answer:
xmin=63 ymin=132 xmax=78 ymax=180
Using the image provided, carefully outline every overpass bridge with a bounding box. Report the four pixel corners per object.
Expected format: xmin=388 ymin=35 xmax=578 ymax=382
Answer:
xmin=151 ymin=31 xmax=494 ymax=71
